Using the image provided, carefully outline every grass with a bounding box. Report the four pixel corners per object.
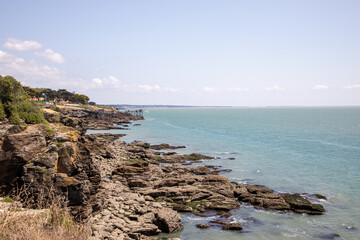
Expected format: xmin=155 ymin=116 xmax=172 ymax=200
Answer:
xmin=0 ymin=186 xmax=87 ymax=240
xmin=125 ymin=158 xmax=144 ymax=162
xmin=2 ymin=197 xmax=14 ymax=203
xmin=151 ymin=156 xmax=162 ymax=161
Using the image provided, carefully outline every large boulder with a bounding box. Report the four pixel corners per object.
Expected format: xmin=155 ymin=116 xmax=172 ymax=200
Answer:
xmin=154 ymin=208 xmax=183 ymax=233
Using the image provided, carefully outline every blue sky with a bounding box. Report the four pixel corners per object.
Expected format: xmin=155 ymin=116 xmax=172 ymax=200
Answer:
xmin=0 ymin=0 xmax=359 ymax=106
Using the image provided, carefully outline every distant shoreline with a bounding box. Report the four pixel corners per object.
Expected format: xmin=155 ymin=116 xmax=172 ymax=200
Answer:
xmin=108 ymin=104 xmax=360 ymax=109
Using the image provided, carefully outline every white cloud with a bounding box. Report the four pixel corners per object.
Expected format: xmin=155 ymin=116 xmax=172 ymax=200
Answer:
xmin=138 ymin=84 xmax=161 ymax=92
xmin=228 ymin=87 xmax=250 ymax=92
xmin=0 ymin=50 xmax=80 ymax=88
xmin=3 ymin=38 xmax=42 ymax=51
xmin=163 ymin=87 xmax=180 ymax=92
xmin=203 ymin=86 xmax=216 ymax=93
xmin=130 ymin=84 xmax=180 ymax=93
xmin=89 ymin=78 xmax=180 ymax=93
xmin=90 ymin=76 xmax=120 ymax=89
xmin=266 ymin=85 xmax=284 ymax=91
xmin=344 ymin=84 xmax=360 ymax=89
xmin=35 ymin=48 xmax=65 ymax=63
xmin=313 ymin=85 xmax=328 ymax=90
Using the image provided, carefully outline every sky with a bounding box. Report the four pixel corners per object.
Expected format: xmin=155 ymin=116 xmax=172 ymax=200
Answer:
xmin=0 ymin=0 xmax=359 ymax=106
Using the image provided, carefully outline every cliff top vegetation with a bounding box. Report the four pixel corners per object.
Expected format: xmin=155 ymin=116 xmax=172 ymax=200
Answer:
xmin=0 ymin=75 xmax=46 ymax=124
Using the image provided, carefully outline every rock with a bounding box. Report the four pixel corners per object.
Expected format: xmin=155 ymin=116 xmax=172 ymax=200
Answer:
xmin=112 ymin=161 xmax=149 ymax=177
xmin=221 ymin=222 xmax=243 ymax=231
xmin=218 ymin=211 xmax=232 ymax=218
xmin=280 ymin=193 xmax=325 ymax=215
xmin=236 ymin=185 xmax=290 ymax=211
xmin=196 ymin=224 xmax=211 ymax=229
xmin=131 ymin=224 xmax=161 ymax=235
xmin=0 ymin=124 xmax=46 ymax=190
xmin=313 ymin=233 xmax=340 ymax=239
xmin=182 ymin=153 xmax=214 ymax=161
xmin=172 ymin=204 xmax=192 ymax=212
xmin=154 ymin=208 xmax=183 ymax=233
xmin=43 ymin=110 xmax=60 ymax=123
xmin=128 ymin=179 xmax=148 ymax=188
xmin=150 ymin=143 xmax=185 ymax=150
xmin=189 ymin=166 xmax=210 ymax=175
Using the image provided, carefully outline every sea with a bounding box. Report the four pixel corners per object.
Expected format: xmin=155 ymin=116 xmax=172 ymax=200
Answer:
xmin=90 ymin=107 xmax=360 ymax=240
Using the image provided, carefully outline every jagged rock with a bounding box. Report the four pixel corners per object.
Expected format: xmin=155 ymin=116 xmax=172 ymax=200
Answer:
xmin=0 ymin=124 xmax=46 ymax=190
xmin=43 ymin=110 xmax=60 ymax=123
xmin=236 ymin=185 xmax=290 ymax=211
xmin=196 ymin=224 xmax=211 ymax=229
xmin=221 ymin=222 xmax=243 ymax=230
xmin=280 ymin=193 xmax=325 ymax=215
xmin=112 ymin=161 xmax=149 ymax=177
xmin=189 ymin=166 xmax=211 ymax=175
xmin=154 ymin=208 xmax=183 ymax=233
xmin=150 ymin=143 xmax=185 ymax=150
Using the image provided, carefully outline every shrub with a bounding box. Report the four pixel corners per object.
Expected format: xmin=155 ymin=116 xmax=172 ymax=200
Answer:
xmin=0 ymin=75 xmax=46 ymax=124
xmin=2 ymin=197 xmax=14 ymax=203
xmin=0 ymin=102 xmax=5 ymax=121
xmin=9 ymin=112 xmax=21 ymax=125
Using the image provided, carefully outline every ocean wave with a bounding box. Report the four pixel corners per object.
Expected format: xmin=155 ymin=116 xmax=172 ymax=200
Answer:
xmin=284 ymin=136 xmax=360 ymax=150
xmin=184 ymin=215 xmax=218 ymax=221
xmin=213 ymin=151 xmax=240 ymax=155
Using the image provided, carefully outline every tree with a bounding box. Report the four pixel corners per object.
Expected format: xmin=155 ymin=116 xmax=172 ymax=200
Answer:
xmin=58 ymin=89 xmax=71 ymax=101
xmin=0 ymin=102 xmax=6 ymax=121
xmin=70 ymin=94 xmax=89 ymax=104
xmin=23 ymin=86 xmax=41 ymax=99
xmin=0 ymin=75 xmax=46 ymax=124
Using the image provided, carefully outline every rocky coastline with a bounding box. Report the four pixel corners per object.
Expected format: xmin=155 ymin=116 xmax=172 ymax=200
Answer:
xmin=0 ymin=106 xmax=326 ymax=240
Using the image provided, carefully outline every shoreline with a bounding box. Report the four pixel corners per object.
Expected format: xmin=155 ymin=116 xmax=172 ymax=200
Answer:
xmin=0 ymin=106 xmax=327 ymax=239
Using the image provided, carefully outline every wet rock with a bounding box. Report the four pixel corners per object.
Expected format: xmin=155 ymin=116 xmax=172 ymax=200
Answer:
xmin=281 ymin=193 xmax=325 ymax=215
xmin=182 ymin=153 xmax=214 ymax=161
xmin=218 ymin=211 xmax=232 ymax=218
xmin=236 ymin=185 xmax=291 ymax=211
xmin=150 ymin=143 xmax=185 ymax=150
xmin=221 ymin=222 xmax=243 ymax=231
xmin=314 ymin=233 xmax=340 ymax=239
xmin=196 ymin=224 xmax=211 ymax=229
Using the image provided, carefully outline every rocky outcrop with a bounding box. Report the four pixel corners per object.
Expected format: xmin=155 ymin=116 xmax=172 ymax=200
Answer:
xmin=280 ymin=193 xmax=325 ymax=215
xmin=0 ymin=107 xmax=326 ymax=239
xmin=61 ymin=108 xmax=143 ymax=131
xmin=0 ymin=123 xmax=106 ymax=219
xmin=149 ymin=143 xmax=185 ymax=150
xmin=235 ymin=184 xmax=290 ymax=211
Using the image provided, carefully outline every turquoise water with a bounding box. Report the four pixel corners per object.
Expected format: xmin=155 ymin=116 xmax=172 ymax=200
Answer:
xmin=112 ymin=107 xmax=360 ymax=239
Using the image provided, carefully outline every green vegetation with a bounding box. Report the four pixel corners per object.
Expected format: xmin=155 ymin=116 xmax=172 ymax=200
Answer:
xmin=125 ymin=158 xmax=144 ymax=162
xmin=23 ymin=86 xmax=90 ymax=104
xmin=2 ymin=197 xmax=14 ymax=203
xmin=0 ymin=75 xmax=46 ymax=124
xmin=186 ymin=201 xmax=205 ymax=209
xmin=151 ymin=156 xmax=162 ymax=161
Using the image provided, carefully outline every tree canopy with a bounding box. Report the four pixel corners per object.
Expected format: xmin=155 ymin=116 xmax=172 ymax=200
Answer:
xmin=24 ymin=86 xmax=90 ymax=104
xmin=0 ymin=75 xmax=46 ymax=124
